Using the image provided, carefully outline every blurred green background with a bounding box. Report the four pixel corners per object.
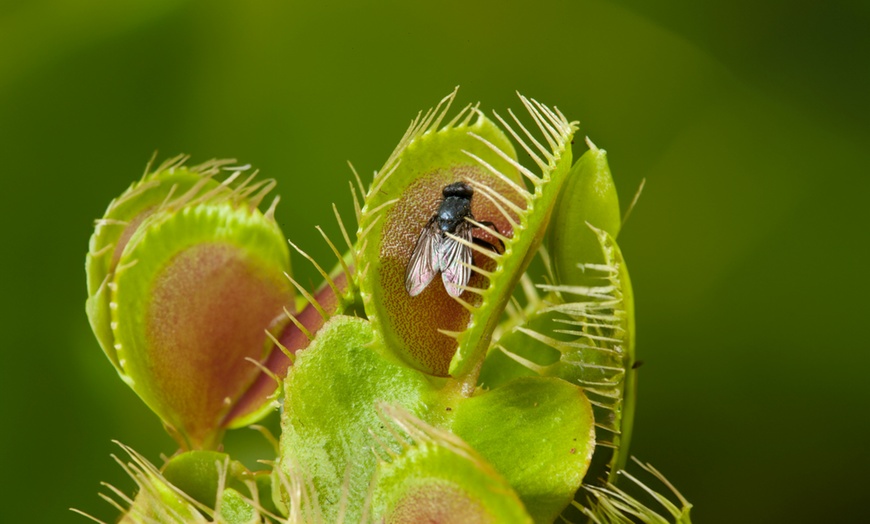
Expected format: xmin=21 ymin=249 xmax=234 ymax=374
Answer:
xmin=1 ymin=1 xmax=868 ymax=522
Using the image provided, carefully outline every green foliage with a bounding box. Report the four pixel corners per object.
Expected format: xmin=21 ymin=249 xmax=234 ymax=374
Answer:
xmin=452 ymin=377 xmax=595 ymax=523
xmin=368 ymin=404 xmax=533 ymax=523
xmin=278 ymin=315 xmax=434 ymax=522
xmin=547 ymin=139 xmax=622 ymax=288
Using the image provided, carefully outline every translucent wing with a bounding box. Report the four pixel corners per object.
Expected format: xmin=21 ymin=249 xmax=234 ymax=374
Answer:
xmin=439 ymin=221 xmax=473 ymax=297
xmin=405 ymin=218 xmax=441 ymax=296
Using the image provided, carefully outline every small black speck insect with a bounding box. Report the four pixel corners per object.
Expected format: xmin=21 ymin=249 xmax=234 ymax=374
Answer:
xmin=405 ymin=181 xmax=503 ymax=298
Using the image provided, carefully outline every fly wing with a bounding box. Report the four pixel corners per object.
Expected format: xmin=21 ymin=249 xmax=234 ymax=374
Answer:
xmin=440 ymin=221 xmax=473 ymax=297
xmin=405 ymin=219 xmax=441 ymax=296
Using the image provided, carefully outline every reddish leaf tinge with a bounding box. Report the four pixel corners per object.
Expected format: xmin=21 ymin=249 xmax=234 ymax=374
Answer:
xmin=377 ymin=167 xmax=523 ymax=376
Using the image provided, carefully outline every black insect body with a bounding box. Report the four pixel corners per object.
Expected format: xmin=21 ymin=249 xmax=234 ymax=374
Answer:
xmin=405 ymin=182 xmax=503 ymax=297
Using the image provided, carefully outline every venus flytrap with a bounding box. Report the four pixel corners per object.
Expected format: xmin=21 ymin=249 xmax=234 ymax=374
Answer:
xmin=276 ymin=91 xmax=597 ymax=522
xmin=85 ymin=158 xmax=296 ymax=450
xmin=367 ymin=404 xmax=532 ymax=523
xmin=80 ymin=90 xmax=690 ymax=523
xmin=78 ymin=443 xmax=256 ymax=524
xmin=479 ymin=143 xmax=636 ymax=484
xmin=548 ymin=138 xmax=622 ymax=289
xmin=579 ymin=459 xmax=692 ymax=524
xmin=277 ymin=316 xmax=434 ymax=521
xmin=355 ymin=89 xmax=526 ymax=379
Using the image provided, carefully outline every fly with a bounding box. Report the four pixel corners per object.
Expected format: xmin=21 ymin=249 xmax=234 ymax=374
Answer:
xmin=405 ymin=181 xmax=503 ymax=297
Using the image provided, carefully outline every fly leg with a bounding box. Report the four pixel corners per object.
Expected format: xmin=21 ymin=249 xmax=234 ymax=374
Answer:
xmin=471 ymin=220 xmax=506 ymax=253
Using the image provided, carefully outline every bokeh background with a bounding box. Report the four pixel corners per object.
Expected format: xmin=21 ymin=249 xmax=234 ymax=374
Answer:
xmin=2 ymin=1 xmax=868 ymax=522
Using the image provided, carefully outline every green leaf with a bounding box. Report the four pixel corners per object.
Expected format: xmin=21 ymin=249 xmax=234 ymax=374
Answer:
xmin=160 ymin=451 xmax=276 ymax=523
xmin=504 ymin=226 xmax=636 ymax=483
xmin=368 ymin=404 xmax=532 ymax=524
xmin=107 ymin=443 xmax=210 ymax=524
xmin=161 ymin=451 xmax=250 ymax=509
xmin=216 ymin=488 xmax=258 ymax=524
xmin=478 ymin=308 xmax=566 ymax=390
xmin=111 ymin=200 xmax=292 ymax=449
xmin=446 ymin=98 xmax=577 ymax=381
xmin=92 ymin=443 xmax=279 ymax=523
xmin=357 ymin=89 xmax=525 ymax=378
xmin=356 ymin=90 xmax=578 ymax=388
xmin=277 ymin=315 xmax=436 ymax=522
xmin=86 ymin=159 xmax=226 ymax=371
xmin=452 ymin=377 xmax=595 ymax=523
xmin=547 ymin=138 xmax=621 ymax=289
xmin=86 ymin=158 xmax=295 ymax=449
xmin=487 ymin=138 xmax=637 ymax=482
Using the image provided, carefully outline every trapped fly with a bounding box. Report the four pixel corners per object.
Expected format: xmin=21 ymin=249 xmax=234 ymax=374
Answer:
xmin=404 ymin=182 xmax=503 ymax=297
